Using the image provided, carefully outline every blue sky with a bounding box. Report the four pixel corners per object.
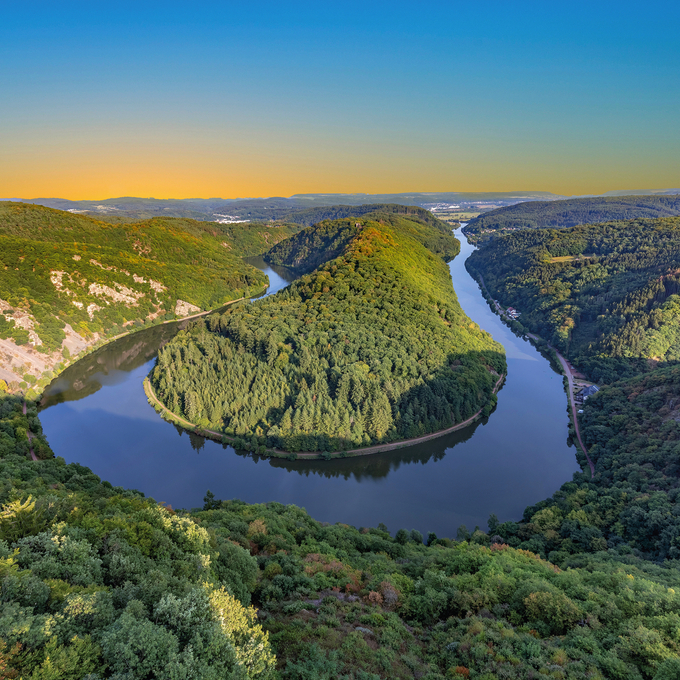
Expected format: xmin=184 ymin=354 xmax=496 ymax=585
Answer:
xmin=2 ymin=1 xmax=679 ymax=197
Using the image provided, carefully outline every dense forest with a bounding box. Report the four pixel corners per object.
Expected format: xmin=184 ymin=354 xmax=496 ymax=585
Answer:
xmin=266 ymin=209 xmax=460 ymax=274
xmin=0 ymin=202 xmax=302 ymax=392
xmin=151 ymin=214 xmax=503 ymax=452
xmin=278 ymin=204 xmax=453 ymax=229
xmin=466 ymin=214 xmax=680 ymax=608
xmin=467 ymin=216 xmax=680 ymax=383
xmin=464 ymin=195 xmax=680 ymax=243
xmin=490 ymin=365 xmax=680 ymax=564
xmin=2 ymin=390 xmax=680 ymax=678
xmin=3 ymin=203 xmax=680 ymax=677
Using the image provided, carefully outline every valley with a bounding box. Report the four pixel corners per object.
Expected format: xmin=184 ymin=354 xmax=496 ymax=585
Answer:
xmin=2 ymin=203 xmax=680 ymax=678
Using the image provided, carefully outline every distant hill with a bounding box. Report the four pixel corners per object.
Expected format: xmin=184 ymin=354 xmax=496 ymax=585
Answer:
xmin=279 ymin=202 xmax=447 ymax=228
xmin=6 ymin=191 xmax=563 ymax=222
xmin=464 ymin=194 xmax=680 ymax=243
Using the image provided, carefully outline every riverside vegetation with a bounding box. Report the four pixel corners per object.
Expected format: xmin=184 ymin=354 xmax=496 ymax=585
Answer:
xmin=150 ymin=210 xmax=505 ymax=453
xmin=466 ymin=217 xmax=680 ymax=560
xmin=2 ymin=391 xmax=680 ymax=678
xmin=3 ymin=206 xmax=680 ymax=678
xmin=0 ymin=202 xmax=304 ymax=394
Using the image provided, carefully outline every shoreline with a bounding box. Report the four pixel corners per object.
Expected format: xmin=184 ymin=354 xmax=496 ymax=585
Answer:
xmin=470 ymin=268 xmax=595 ymax=478
xmin=9 ymin=287 xmax=266 ymax=403
xmin=143 ymin=372 xmax=505 ymax=460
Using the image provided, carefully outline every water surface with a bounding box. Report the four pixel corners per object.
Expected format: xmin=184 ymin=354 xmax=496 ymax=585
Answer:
xmin=40 ymin=233 xmax=579 ymax=536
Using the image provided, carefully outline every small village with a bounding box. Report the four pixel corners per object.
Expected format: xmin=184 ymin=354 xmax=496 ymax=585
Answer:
xmin=493 ymin=300 xmax=521 ymax=320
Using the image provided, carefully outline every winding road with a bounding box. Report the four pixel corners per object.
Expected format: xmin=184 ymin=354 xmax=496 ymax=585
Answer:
xmin=547 ymin=346 xmax=595 ymax=477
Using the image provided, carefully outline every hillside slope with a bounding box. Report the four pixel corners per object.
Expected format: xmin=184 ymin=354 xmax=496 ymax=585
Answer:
xmin=279 ymin=203 xmax=450 ymax=229
xmin=467 ymin=216 xmax=680 ymax=383
xmin=465 ymin=194 xmax=680 ymax=243
xmin=151 ymin=214 xmax=503 ymax=452
xmin=0 ymin=202 xmax=270 ymax=393
xmin=466 ymin=215 xmax=680 ymax=576
xmin=267 ymin=209 xmax=460 ymax=275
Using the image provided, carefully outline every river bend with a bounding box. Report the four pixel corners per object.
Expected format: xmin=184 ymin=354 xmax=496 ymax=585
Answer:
xmin=39 ymin=233 xmax=579 ymax=536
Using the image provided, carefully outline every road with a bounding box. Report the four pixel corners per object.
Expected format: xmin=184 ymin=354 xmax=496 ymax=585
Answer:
xmin=524 ymin=334 xmax=595 ymax=478
xmin=475 ymin=272 xmax=595 ymax=477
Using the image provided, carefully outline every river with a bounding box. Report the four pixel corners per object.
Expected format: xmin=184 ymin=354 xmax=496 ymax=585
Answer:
xmin=38 ymin=231 xmax=579 ymax=537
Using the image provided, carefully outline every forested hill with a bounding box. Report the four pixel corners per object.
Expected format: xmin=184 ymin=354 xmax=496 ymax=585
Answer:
xmin=266 ymin=209 xmax=460 ymax=275
xmin=0 ymin=202 xmax=279 ymax=394
xmin=495 ymin=364 xmax=680 ymax=564
xmin=465 ymin=216 xmax=680 ymax=591
xmin=464 ymin=194 xmax=680 ymax=243
xmin=467 ymin=216 xmax=680 ymax=383
xmin=151 ymin=214 xmax=504 ymax=452
xmin=280 ymin=203 xmax=448 ymax=229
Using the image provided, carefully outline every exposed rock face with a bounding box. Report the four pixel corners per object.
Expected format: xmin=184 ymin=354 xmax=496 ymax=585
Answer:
xmin=175 ymin=299 xmax=201 ymax=316
xmin=88 ymin=282 xmax=143 ymax=306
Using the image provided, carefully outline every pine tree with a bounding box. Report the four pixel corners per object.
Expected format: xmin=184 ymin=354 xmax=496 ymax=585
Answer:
xmin=369 ymin=393 xmax=393 ymax=439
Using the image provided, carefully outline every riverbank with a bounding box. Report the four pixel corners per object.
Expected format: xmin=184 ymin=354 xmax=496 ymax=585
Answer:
xmin=144 ymin=372 xmax=506 ymax=460
xmin=38 ymin=227 xmax=578 ymax=535
xmin=468 ymin=266 xmax=595 ymax=477
xmin=8 ymin=288 xmax=266 ymax=403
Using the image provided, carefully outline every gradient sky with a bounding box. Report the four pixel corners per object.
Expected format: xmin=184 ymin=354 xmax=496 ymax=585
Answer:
xmin=2 ymin=1 xmax=679 ymax=198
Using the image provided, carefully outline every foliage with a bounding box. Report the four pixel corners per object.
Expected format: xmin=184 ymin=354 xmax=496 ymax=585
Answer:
xmin=467 ymin=216 xmax=680 ymax=383
xmin=0 ymin=393 xmax=275 ymax=679
xmin=468 ymin=215 xmax=680 ymax=577
xmin=280 ymin=203 xmax=452 ymax=230
xmin=0 ymin=202 xmax=268 ymax=357
xmin=151 ymin=215 xmax=502 ymax=451
xmin=465 ymin=194 xmax=680 ymax=243
xmin=267 ymin=210 xmax=460 ymax=274
xmin=4 ymin=201 xmax=680 ymax=678
xmin=491 ymin=365 xmax=680 ymax=565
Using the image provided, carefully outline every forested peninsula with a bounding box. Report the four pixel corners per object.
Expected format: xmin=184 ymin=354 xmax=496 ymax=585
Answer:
xmin=150 ymin=210 xmax=505 ymax=453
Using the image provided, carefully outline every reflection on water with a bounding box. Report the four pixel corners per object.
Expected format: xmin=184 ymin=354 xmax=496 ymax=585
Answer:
xmin=41 ymin=322 xmax=186 ymax=408
xmin=39 ymin=238 xmax=579 ymax=537
xmin=190 ymin=415 xmax=482 ymax=481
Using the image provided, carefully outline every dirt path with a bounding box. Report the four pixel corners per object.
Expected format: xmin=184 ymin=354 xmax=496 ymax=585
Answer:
xmin=144 ymin=373 xmax=505 ymax=459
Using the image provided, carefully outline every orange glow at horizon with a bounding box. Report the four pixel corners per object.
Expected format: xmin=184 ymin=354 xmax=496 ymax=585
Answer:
xmin=4 ymin=137 xmax=679 ymax=200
